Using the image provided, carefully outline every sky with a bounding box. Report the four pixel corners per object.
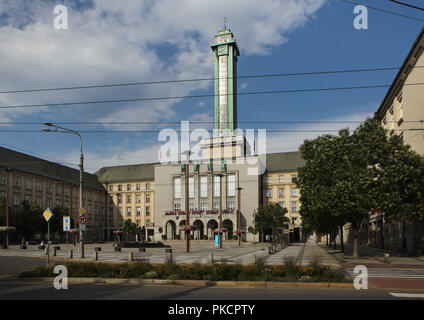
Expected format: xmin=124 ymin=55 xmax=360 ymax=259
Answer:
xmin=0 ymin=0 xmax=423 ymax=173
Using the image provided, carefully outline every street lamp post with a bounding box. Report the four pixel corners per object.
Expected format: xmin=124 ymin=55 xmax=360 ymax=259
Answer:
xmin=216 ymin=173 xmax=224 ymax=249
xmin=4 ymin=168 xmax=9 ymax=249
xmin=42 ymin=123 xmax=85 ymax=258
xmin=182 ymin=151 xmax=191 ymax=253
xmin=236 ymin=186 xmax=243 ymax=247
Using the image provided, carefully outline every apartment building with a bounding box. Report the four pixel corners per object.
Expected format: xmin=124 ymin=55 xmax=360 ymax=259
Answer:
xmin=343 ymin=26 xmax=424 ymax=253
xmin=262 ymin=152 xmax=305 ymax=242
xmin=0 ymin=146 xmax=108 ymax=241
xmin=96 ymin=164 xmax=155 ymax=240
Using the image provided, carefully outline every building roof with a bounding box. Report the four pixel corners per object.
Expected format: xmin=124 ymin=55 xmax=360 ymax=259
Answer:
xmin=375 ymin=26 xmax=424 ymax=119
xmin=264 ymin=151 xmax=305 ymax=173
xmin=0 ymin=146 xmax=104 ymax=190
xmin=96 ymin=163 xmax=156 ymax=183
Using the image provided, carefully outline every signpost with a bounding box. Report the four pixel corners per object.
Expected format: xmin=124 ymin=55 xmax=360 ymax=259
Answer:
xmin=63 ymin=216 xmax=70 ymax=247
xmin=78 ymin=214 xmax=86 ymax=231
xmin=43 ymin=208 xmax=53 ymax=265
xmin=63 ymin=216 xmax=71 ymax=232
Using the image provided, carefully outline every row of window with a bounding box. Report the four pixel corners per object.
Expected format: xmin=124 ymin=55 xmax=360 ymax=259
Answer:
xmin=382 ymin=91 xmax=403 ymax=130
xmin=265 ymin=174 xmax=297 ymax=184
xmin=124 ymin=206 xmax=151 ymax=217
xmin=173 ymin=201 xmax=236 ymax=211
xmin=279 ymin=201 xmax=298 ymax=213
xmin=266 ymin=187 xmax=298 ymax=198
xmin=116 ymin=193 xmax=151 ymax=204
xmin=109 ymin=183 xmax=151 ymax=192
xmin=1 ymin=175 xmax=102 ymax=201
xmin=174 ymin=175 xmax=236 ymax=199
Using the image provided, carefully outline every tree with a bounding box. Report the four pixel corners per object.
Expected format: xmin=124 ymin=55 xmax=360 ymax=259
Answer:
xmin=123 ymin=219 xmax=137 ymax=242
xmin=297 ymin=118 xmax=424 ymax=257
xmin=254 ymin=202 xmax=289 ymax=242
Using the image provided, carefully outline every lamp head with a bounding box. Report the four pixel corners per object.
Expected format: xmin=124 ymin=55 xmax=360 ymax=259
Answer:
xmin=43 ymin=122 xmax=53 ymax=127
xmin=41 ymin=128 xmax=51 ymax=132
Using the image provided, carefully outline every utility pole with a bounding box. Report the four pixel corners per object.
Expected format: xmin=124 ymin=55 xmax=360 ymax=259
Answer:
xmin=42 ymin=123 xmax=84 ymax=258
xmin=236 ymin=186 xmax=243 ymax=246
xmin=182 ymin=151 xmax=191 ymax=252
xmin=4 ymin=168 xmax=9 ymax=249
xmin=217 ymin=173 xmax=224 ymax=249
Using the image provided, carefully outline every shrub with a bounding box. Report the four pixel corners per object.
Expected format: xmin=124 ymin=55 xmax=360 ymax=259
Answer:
xmin=19 ymin=261 xmax=348 ymax=283
xmin=143 ymin=271 xmax=159 ymax=279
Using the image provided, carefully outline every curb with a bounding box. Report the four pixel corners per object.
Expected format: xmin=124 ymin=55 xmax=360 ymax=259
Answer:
xmin=8 ymin=277 xmax=355 ymax=289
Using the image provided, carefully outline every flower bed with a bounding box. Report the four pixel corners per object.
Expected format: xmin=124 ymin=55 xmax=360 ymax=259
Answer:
xmin=20 ymin=261 xmax=348 ymax=283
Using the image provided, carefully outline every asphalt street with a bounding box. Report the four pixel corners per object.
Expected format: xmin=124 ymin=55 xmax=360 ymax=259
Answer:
xmin=0 ymin=280 xmax=422 ymax=300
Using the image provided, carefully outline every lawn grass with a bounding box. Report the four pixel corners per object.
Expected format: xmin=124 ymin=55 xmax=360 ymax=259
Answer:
xmin=20 ymin=261 xmax=348 ymax=283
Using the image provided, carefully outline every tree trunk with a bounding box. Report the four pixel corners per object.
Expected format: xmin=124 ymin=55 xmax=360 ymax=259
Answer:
xmin=333 ymin=232 xmax=337 ymax=250
xmin=352 ymin=224 xmax=359 ymax=258
xmin=340 ymin=225 xmax=344 ymax=253
xmin=402 ymin=219 xmax=407 ymax=253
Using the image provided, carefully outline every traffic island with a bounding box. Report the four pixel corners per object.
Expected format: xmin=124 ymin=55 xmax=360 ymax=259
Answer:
xmin=19 ymin=261 xmax=350 ymax=285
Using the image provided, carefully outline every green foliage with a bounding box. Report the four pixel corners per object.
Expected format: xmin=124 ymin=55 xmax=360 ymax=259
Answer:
xmin=123 ymin=219 xmax=137 ymax=241
xmin=296 ymin=118 xmax=424 ymax=257
xmin=20 ymin=261 xmax=347 ymax=283
xmin=254 ymin=202 xmax=289 ymax=239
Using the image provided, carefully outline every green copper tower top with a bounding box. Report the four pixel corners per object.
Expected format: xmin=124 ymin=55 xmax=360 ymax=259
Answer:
xmin=211 ymin=25 xmax=240 ymax=136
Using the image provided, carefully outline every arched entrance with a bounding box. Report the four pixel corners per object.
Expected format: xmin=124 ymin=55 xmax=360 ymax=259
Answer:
xmin=178 ymin=220 xmax=186 ymax=239
xmin=165 ymin=220 xmax=176 ymax=240
xmin=193 ymin=220 xmax=204 ymax=240
xmin=223 ymin=219 xmax=234 ymax=240
xmin=206 ymin=220 xmax=218 ymax=240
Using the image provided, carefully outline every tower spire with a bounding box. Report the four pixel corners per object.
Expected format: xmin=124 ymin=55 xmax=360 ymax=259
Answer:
xmin=211 ymin=27 xmax=240 ymax=135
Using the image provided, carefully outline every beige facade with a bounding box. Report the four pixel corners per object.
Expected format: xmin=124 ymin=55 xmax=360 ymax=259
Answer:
xmin=154 ymin=159 xmax=261 ymax=242
xmin=103 ymin=180 xmax=154 ymax=230
xmin=376 ymin=27 xmax=424 ymax=155
xmin=344 ymin=27 xmax=424 ymax=253
xmin=262 ymin=171 xmax=302 ymax=230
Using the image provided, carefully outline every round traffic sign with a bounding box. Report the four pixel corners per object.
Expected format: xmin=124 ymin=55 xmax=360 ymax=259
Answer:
xmin=78 ymin=215 xmax=87 ymax=225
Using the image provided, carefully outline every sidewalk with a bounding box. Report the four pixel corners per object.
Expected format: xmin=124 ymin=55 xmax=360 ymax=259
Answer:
xmin=319 ymin=242 xmax=424 ymax=290
xmin=266 ymin=239 xmax=340 ymax=267
xmin=321 ymin=242 xmax=424 ymax=267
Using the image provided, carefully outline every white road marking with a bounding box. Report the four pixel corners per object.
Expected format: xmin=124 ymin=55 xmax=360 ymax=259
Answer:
xmin=390 ymin=293 xmax=424 ymax=299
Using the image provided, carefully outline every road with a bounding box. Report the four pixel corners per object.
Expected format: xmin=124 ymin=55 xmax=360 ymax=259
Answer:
xmin=0 ymin=280 xmax=423 ymax=300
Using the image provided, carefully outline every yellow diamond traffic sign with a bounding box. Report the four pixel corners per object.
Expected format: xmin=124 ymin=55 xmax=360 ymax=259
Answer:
xmin=43 ymin=208 xmax=53 ymax=222
xmin=79 ymin=208 xmax=85 ymax=215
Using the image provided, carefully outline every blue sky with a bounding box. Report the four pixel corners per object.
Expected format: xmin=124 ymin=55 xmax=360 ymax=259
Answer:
xmin=0 ymin=0 xmax=423 ymax=172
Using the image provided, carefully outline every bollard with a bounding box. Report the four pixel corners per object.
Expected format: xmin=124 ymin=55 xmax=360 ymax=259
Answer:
xmin=68 ymin=249 xmax=73 ymax=259
xmin=93 ymin=251 xmax=98 ymax=261
xmin=128 ymin=252 xmax=133 ymax=262
xmin=268 ymin=246 xmax=272 ymax=254
xmin=139 ymin=248 xmax=146 ymax=252
xmin=44 ymin=247 xmax=48 ymax=256
xmin=250 ymin=254 xmax=256 ymax=264
xmin=384 ymin=252 xmax=390 ymax=263
xmin=165 ymin=248 xmax=172 ymax=262
xmin=209 ymin=252 xmax=214 ymax=264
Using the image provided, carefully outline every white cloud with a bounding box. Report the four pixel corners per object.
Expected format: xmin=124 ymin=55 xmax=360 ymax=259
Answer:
xmin=0 ymin=0 xmax=328 ymax=171
xmin=0 ymin=0 xmax=327 ymax=124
